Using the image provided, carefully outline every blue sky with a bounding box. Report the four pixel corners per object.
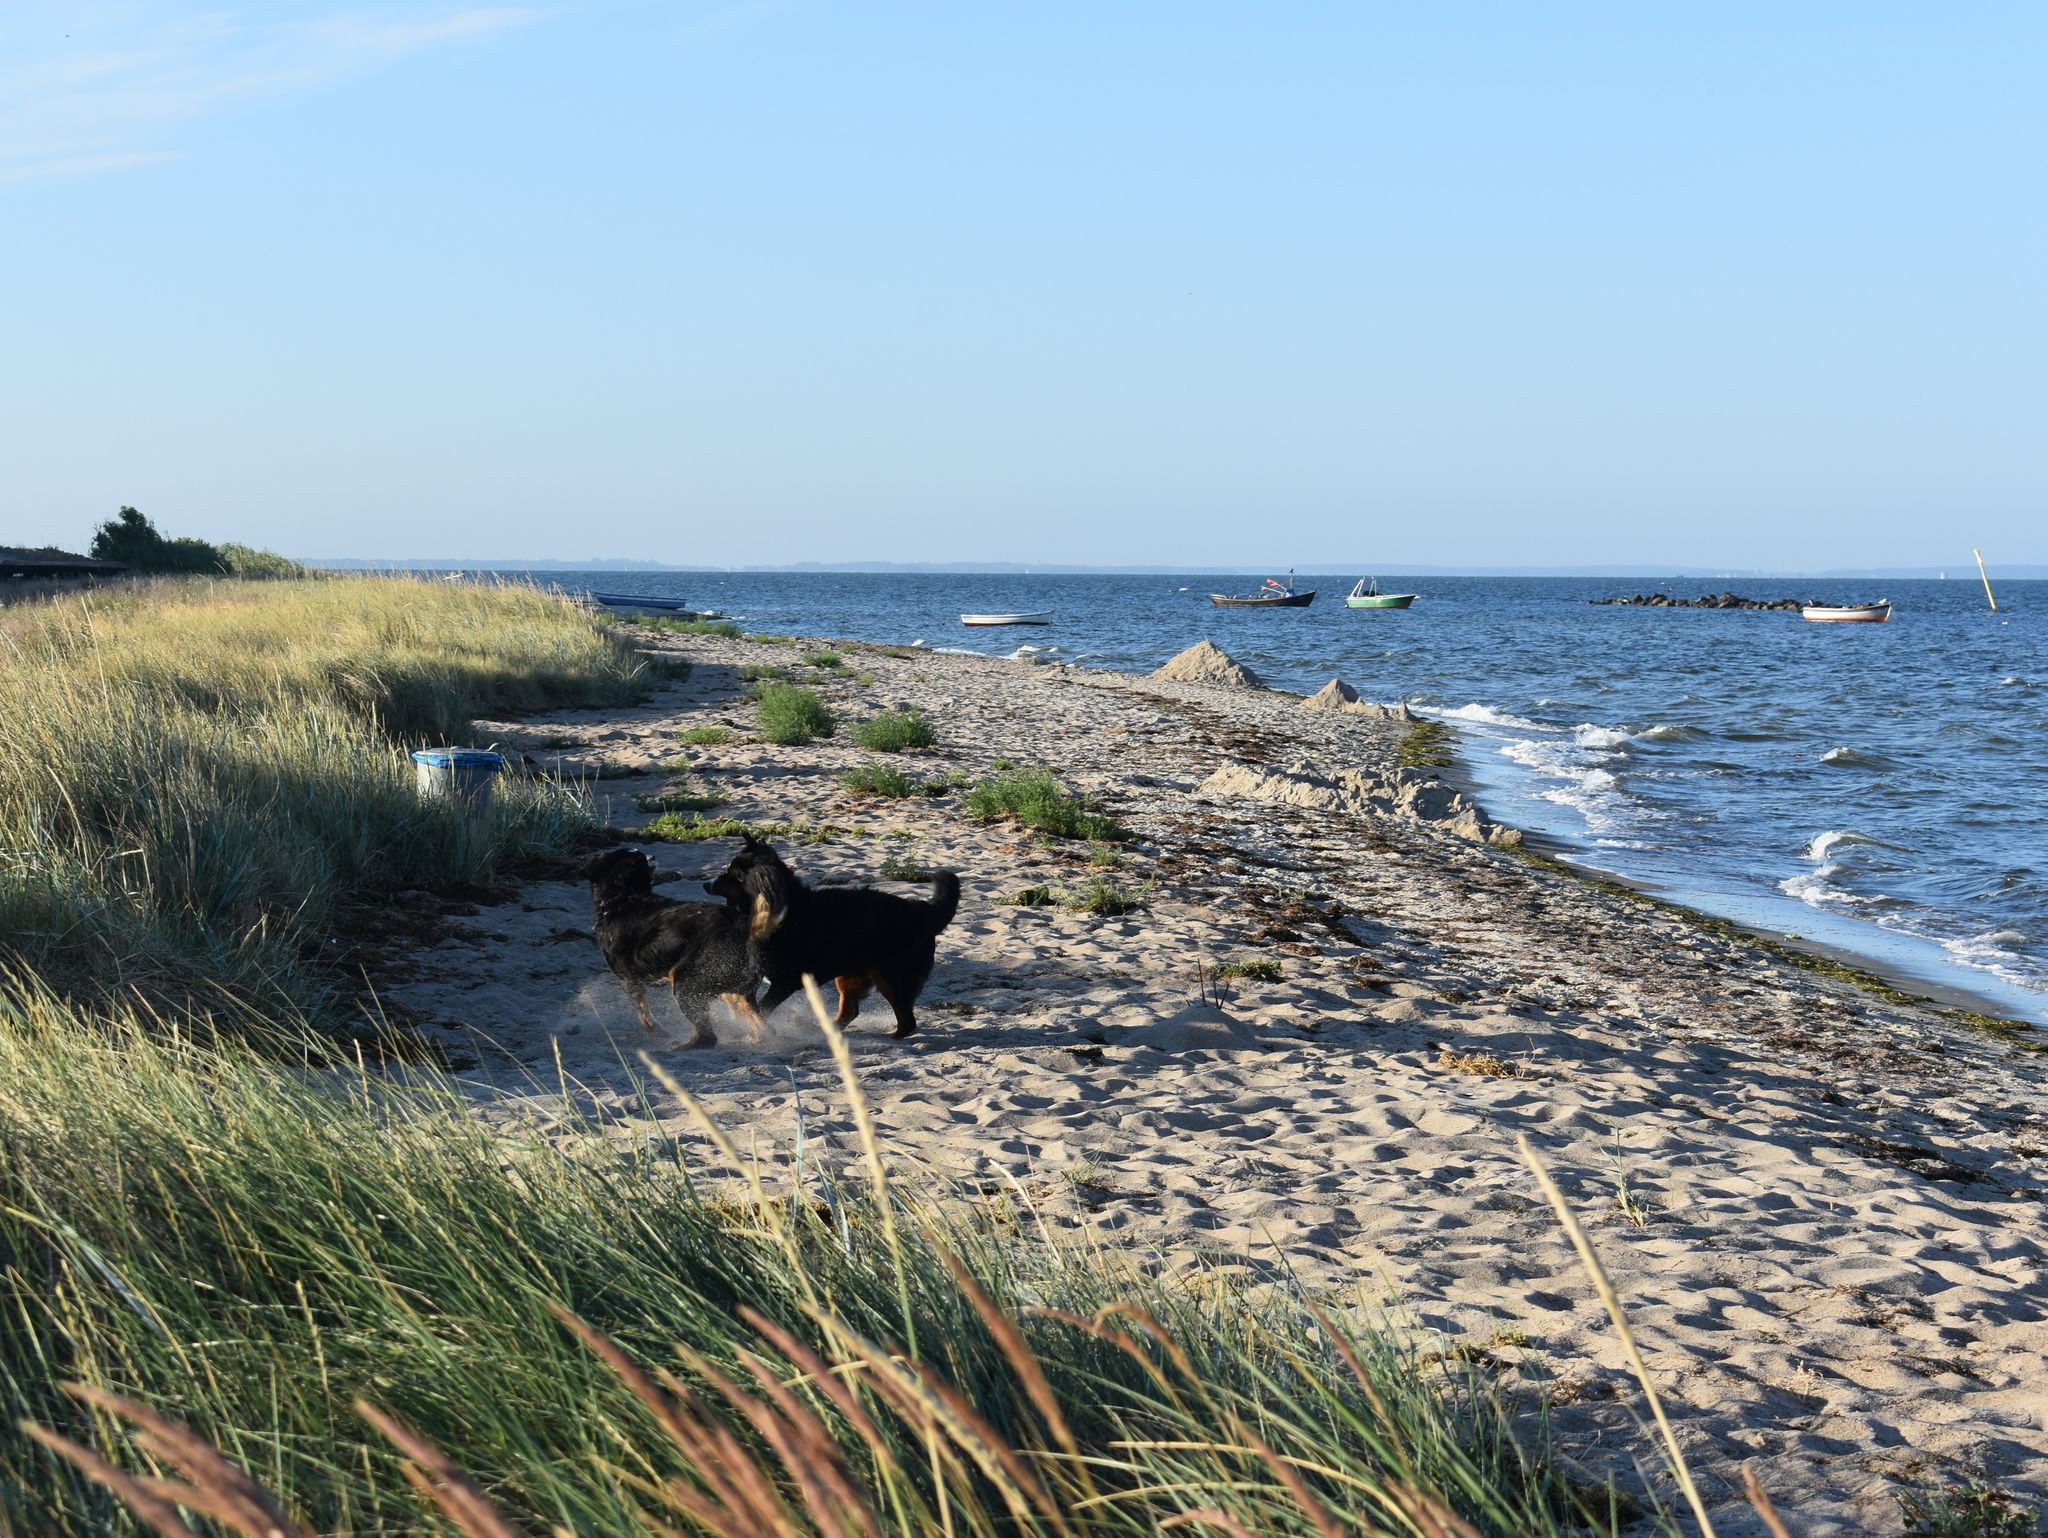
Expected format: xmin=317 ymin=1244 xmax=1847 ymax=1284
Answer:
xmin=4 ymin=3 xmax=2043 ymax=568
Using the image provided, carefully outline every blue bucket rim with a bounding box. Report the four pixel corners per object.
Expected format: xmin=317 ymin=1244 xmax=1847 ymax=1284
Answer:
xmin=411 ymin=749 xmax=504 ymax=768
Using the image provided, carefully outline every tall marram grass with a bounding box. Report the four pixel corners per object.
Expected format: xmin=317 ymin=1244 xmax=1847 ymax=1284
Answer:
xmin=0 ymin=986 xmax=1624 ymax=1538
xmin=0 ymin=576 xmax=648 ymax=1022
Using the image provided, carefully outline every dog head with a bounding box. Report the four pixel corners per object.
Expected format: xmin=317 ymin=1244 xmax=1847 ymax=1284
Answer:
xmin=582 ymin=846 xmax=655 ymax=901
xmin=705 ymin=833 xmax=793 ymax=941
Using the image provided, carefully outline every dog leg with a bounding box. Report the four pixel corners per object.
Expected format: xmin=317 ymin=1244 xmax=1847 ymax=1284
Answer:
xmin=669 ymin=976 xmax=718 ymax=1049
xmin=722 ymin=991 xmax=768 ymax=1043
xmin=833 ymin=974 xmax=872 ymax=1025
xmin=625 ymin=979 xmax=658 ymax=1033
xmin=875 ymin=975 xmax=917 ymax=1039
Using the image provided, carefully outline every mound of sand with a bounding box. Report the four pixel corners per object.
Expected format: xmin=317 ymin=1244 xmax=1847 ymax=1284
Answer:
xmin=1302 ymin=678 xmax=1360 ymax=709
xmin=1152 ymin=640 xmax=1263 ymax=688
xmin=1199 ymin=757 xmax=1520 ymax=847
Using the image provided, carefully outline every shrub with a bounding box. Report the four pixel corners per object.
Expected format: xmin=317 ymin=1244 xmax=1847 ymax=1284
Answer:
xmin=755 ymin=684 xmax=833 ymax=745
xmin=217 ymin=542 xmax=308 ymax=579
xmin=965 ymin=767 xmax=1129 ymax=841
xmin=679 ymin=725 xmax=735 ymax=745
xmin=642 ymin=812 xmax=750 ymax=842
xmin=852 ymin=708 xmax=936 ymax=753
xmin=88 ymin=505 xmax=226 ymax=573
xmin=803 ymin=650 xmax=844 ymax=669
xmin=841 ymin=761 xmax=917 ymax=798
xmin=1899 ymin=1479 xmax=2042 ymax=1538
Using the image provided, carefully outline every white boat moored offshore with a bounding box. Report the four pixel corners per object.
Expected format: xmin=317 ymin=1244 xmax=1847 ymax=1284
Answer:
xmin=960 ymin=610 xmax=1054 ymax=627
xmin=1801 ymin=601 xmax=1891 ymax=624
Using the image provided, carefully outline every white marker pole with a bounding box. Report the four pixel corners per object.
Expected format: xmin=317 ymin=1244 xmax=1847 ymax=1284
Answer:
xmin=1973 ymin=548 xmax=1998 ymax=612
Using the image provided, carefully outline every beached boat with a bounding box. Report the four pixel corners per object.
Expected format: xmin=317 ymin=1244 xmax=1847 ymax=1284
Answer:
xmin=588 ymin=591 xmax=699 ymax=617
xmin=1344 ymin=578 xmax=1417 ymax=610
xmin=960 ymin=610 xmax=1054 ymax=627
xmin=1801 ymin=601 xmax=1891 ymax=624
xmin=1210 ymin=573 xmax=1316 ymax=608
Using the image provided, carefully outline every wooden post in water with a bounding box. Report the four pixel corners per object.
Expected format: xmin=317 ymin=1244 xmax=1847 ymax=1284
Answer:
xmin=1973 ymin=548 xmax=1998 ymax=612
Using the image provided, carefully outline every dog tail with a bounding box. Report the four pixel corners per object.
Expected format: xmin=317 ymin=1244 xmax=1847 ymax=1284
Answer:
xmin=923 ymin=871 xmax=961 ymax=934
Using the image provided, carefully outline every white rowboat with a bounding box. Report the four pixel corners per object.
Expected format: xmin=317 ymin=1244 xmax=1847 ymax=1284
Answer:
xmin=1801 ymin=602 xmax=1891 ymax=623
xmin=961 ymin=610 xmax=1054 ymax=627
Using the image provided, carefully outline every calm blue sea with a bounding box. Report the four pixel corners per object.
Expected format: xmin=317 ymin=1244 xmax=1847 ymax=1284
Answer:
xmin=503 ymin=570 xmax=2048 ymax=1022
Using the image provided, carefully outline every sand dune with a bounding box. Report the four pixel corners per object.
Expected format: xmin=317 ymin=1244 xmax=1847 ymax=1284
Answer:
xmin=382 ymin=630 xmax=2048 ymax=1534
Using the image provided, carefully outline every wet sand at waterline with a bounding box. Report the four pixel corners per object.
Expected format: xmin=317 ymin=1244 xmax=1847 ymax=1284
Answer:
xmin=380 ymin=628 xmax=2048 ymax=1534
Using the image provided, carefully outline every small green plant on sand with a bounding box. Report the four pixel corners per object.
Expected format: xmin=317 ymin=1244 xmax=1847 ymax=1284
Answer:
xmin=1006 ymin=884 xmax=1056 ymax=907
xmin=852 ymin=708 xmax=936 ymax=752
xmin=965 ymin=766 xmax=1129 ymax=842
xmin=642 ymin=812 xmax=750 ymax=842
xmin=738 ymin=664 xmax=790 ymax=684
xmin=1087 ymin=843 xmax=1125 ymax=868
xmin=1215 ymin=958 xmax=1283 ymax=983
xmin=679 ymin=724 xmax=734 ymax=745
xmin=755 ymin=684 xmax=834 ymax=745
xmin=1899 ymin=1478 xmax=2042 ymax=1538
xmin=636 ymin=784 xmax=728 ymax=815
xmin=745 ymin=632 xmax=797 ymax=646
xmin=841 ymin=761 xmax=917 ymax=798
xmin=641 ymin=617 xmax=740 ymax=638
xmin=880 ymin=852 xmax=945 ymax=882
xmin=803 ymin=650 xmax=843 ymax=669
xmin=1066 ymin=876 xmax=1150 ymax=916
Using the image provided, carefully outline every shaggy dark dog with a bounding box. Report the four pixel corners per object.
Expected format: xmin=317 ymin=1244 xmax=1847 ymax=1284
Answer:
xmin=582 ymin=846 xmax=783 ymax=1048
xmin=706 ymin=833 xmax=960 ymax=1038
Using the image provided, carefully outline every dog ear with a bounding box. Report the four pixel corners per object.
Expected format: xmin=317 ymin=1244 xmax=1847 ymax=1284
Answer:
xmin=749 ymin=889 xmax=786 ymax=943
xmin=744 ymin=861 xmax=789 ymax=941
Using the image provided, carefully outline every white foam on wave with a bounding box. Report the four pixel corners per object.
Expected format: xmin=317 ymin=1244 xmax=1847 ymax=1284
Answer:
xmin=1635 ymin=722 xmax=1702 ymax=743
xmin=1574 ymin=724 xmax=1632 ymax=750
xmin=1805 ymin=828 xmax=1878 ymax=862
xmin=1779 ymin=865 xmax=1892 ymax=907
xmin=1938 ymin=928 xmax=2047 ymax=992
xmin=1433 ymin=702 xmax=1557 ymax=731
xmin=1819 ymin=745 xmax=1881 ymax=767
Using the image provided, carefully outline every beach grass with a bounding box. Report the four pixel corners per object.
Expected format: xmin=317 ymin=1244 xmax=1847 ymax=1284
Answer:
xmin=803 ymin=648 xmax=844 ymax=669
xmin=841 ymin=760 xmax=919 ymax=798
xmin=755 ymin=683 xmax=835 ymax=745
xmin=638 ymin=616 xmax=742 ymax=638
xmin=0 ymin=575 xmax=643 ymax=1025
xmin=966 ymin=766 xmax=1131 ymax=842
xmin=679 ymin=723 xmax=736 ymax=745
xmin=1216 ymin=957 xmax=1284 ymax=982
xmin=851 ymin=707 xmax=937 ymax=752
xmin=0 ymin=985 xmax=1619 ymax=1538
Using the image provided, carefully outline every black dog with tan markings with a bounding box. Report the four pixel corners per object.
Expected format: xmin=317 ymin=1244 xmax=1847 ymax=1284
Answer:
xmin=582 ymin=846 xmax=784 ymax=1048
xmin=706 ymin=833 xmax=960 ymax=1038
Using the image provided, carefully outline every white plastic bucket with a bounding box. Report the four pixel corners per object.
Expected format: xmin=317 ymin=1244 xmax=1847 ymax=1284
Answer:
xmin=411 ymin=748 xmax=503 ymax=814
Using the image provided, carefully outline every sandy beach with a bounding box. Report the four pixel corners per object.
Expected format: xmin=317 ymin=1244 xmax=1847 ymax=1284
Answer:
xmin=378 ymin=627 xmax=2048 ymax=1535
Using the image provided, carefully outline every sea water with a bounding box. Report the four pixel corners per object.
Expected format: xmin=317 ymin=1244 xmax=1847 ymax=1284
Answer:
xmin=513 ymin=571 xmax=2047 ymax=1022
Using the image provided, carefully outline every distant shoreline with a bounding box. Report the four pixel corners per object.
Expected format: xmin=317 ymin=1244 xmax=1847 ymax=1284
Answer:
xmin=302 ymin=559 xmax=2048 ymax=579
